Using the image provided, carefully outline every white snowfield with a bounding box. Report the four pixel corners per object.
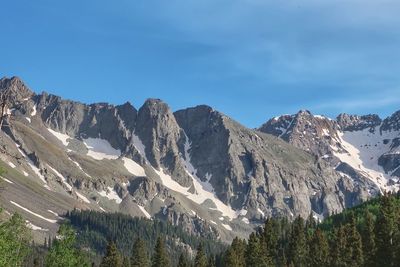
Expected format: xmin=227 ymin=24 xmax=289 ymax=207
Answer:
xmin=47 ymin=210 xmax=60 ymax=217
xmin=68 ymin=157 xmax=91 ymax=177
xmin=221 ymin=223 xmax=233 ymax=231
xmin=47 ymin=128 xmax=71 ymax=146
xmin=153 ymin=135 xmax=241 ymax=220
xmin=98 ymin=187 xmax=122 ymax=204
xmin=83 ymin=138 xmax=121 ymax=160
xmin=122 ymin=157 xmax=146 ymax=177
xmin=333 ymin=128 xmax=400 ymax=191
xmin=10 ymin=201 xmax=57 ymax=223
xmin=26 ymin=221 xmax=49 ymax=231
xmin=138 ymin=205 xmax=151 ymax=219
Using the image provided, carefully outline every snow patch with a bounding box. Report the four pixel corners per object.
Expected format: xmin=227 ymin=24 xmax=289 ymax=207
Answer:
xmin=22 ymin=171 xmax=28 ymax=177
xmin=47 ymin=210 xmax=59 ymax=217
xmin=25 ymin=117 xmax=31 ymax=123
xmin=122 ymin=157 xmax=146 ymax=177
xmin=47 ymin=165 xmax=72 ymax=191
xmin=7 ymin=162 xmax=16 ymax=168
xmin=76 ymin=192 xmax=90 ymax=204
xmin=257 ymin=208 xmax=265 ymax=217
xmin=132 ymin=133 xmax=147 ymax=160
xmin=242 ymin=217 xmax=250 ymax=224
xmin=47 ymin=128 xmax=71 ymax=146
xmin=31 ymin=105 xmax=37 ymax=116
xmin=221 ymin=223 xmax=232 ymax=231
xmin=26 ymin=221 xmax=49 ymax=231
xmin=98 ymin=187 xmax=122 ymax=204
xmin=83 ymin=138 xmax=121 ymax=160
xmin=1 ymin=176 xmax=13 ymax=184
xmin=10 ymin=201 xmax=57 ymax=223
xmin=68 ymin=157 xmax=91 ymax=177
xmin=333 ymin=128 xmax=400 ymax=191
xmin=138 ymin=205 xmax=151 ymax=219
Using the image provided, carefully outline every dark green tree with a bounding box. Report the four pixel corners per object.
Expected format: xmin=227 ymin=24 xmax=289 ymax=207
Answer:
xmin=100 ymin=241 xmax=122 ymax=267
xmin=152 ymin=237 xmax=170 ymax=267
xmin=194 ymin=243 xmax=208 ymax=267
xmin=362 ymin=210 xmax=376 ymax=267
xmin=45 ymin=224 xmax=90 ymax=267
xmin=330 ymin=226 xmax=347 ymax=267
xmin=308 ymin=229 xmax=329 ymax=267
xmin=130 ymin=238 xmax=149 ymax=267
xmin=344 ymin=213 xmax=363 ymax=267
xmin=245 ymin=232 xmax=265 ymax=267
xmin=177 ymin=253 xmax=190 ymax=267
xmin=288 ymin=216 xmax=307 ymax=267
xmin=375 ymin=193 xmax=397 ymax=266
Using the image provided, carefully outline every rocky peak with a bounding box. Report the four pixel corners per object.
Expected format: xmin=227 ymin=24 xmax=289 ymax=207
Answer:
xmin=0 ymin=76 xmax=34 ymax=103
xmin=381 ymin=110 xmax=400 ymax=132
xmin=337 ymin=113 xmax=382 ymax=132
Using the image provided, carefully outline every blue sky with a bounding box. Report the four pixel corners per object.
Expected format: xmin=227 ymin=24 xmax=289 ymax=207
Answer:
xmin=1 ymin=0 xmax=400 ymax=127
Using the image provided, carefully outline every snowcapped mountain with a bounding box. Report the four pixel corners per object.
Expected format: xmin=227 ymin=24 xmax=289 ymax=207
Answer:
xmin=259 ymin=110 xmax=400 ymax=194
xmin=0 ymin=76 xmax=379 ymax=242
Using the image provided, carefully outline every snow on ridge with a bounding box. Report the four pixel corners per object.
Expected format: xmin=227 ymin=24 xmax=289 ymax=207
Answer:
xmin=68 ymin=157 xmax=91 ymax=178
xmin=75 ymin=192 xmax=90 ymax=204
xmin=47 ymin=210 xmax=60 ymax=217
xmin=22 ymin=171 xmax=28 ymax=177
xmin=333 ymin=128 xmax=400 ymax=191
xmin=138 ymin=205 xmax=151 ymax=219
xmin=221 ymin=223 xmax=232 ymax=231
xmin=47 ymin=165 xmax=72 ymax=191
xmin=122 ymin=157 xmax=146 ymax=177
xmin=47 ymin=128 xmax=71 ymax=146
xmin=31 ymin=105 xmax=37 ymax=116
xmin=26 ymin=221 xmax=49 ymax=231
xmin=132 ymin=133 xmax=147 ymax=160
xmin=156 ymin=134 xmax=239 ymax=220
xmin=1 ymin=176 xmax=14 ymax=184
xmin=8 ymin=162 xmax=16 ymax=168
xmin=98 ymin=187 xmax=122 ymax=204
xmin=10 ymin=201 xmax=57 ymax=223
xmin=14 ymin=143 xmax=49 ymax=189
xmin=83 ymin=138 xmax=121 ymax=160
xmin=26 ymin=117 xmax=31 ymax=123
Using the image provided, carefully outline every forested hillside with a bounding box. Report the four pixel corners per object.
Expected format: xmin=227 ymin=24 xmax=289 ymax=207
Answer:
xmin=1 ymin=191 xmax=400 ymax=266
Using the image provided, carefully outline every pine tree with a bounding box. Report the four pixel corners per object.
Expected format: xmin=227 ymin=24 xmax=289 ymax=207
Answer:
xmin=330 ymin=226 xmax=347 ymax=267
xmin=152 ymin=237 xmax=170 ymax=267
xmin=194 ymin=243 xmax=208 ymax=267
xmin=100 ymin=241 xmax=123 ymax=267
xmin=288 ymin=216 xmax=307 ymax=267
xmin=344 ymin=213 xmax=363 ymax=267
xmin=177 ymin=253 xmax=190 ymax=267
xmin=245 ymin=232 xmax=265 ymax=267
xmin=308 ymin=229 xmax=329 ymax=267
xmin=225 ymin=237 xmax=246 ymax=267
xmin=375 ymin=193 xmax=397 ymax=266
xmin=261 ymin=219 xmax=277 ymax=265
xmin=122 ymin=256 xmax=130 ymax=267
xmin=130 ymin=238 xmax=149 ymax=267
xmin=362 ymin=210 xmax=376 ymax=267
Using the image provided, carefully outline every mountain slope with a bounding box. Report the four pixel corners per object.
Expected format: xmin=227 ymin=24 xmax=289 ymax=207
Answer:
xmin=0 ymin=76 xmax=374 ymax=241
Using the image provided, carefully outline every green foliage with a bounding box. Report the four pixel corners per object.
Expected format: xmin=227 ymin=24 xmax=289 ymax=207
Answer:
xmin=100 ymin=241 xmax=122 ymax=267
xmin=152 ymin=237 xmax=170 ymax=267
xmin=177 ymin=253 xmax=191 ymax=267
xmin=0 ymin=212 xmax=31 ymax=267
xmin=130 ymin=238 xmax=150 ymax=267
xmin=67 ymin=210 xmax=225 ymax=266
xmin=45 ymin=224 xmax=90 ymax=267
xmin=194 ymin=243 xmax=208 ymax=267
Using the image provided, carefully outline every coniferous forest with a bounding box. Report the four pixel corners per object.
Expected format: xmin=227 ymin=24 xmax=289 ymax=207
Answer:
xmin=1 ymin=192 xmax=400 ymax=266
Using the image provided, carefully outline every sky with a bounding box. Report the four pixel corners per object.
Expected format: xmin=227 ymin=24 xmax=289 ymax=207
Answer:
xmin=1 ymin=0 xmax=400 ymax=127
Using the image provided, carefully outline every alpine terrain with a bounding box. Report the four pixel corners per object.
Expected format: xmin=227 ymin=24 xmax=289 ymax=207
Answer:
xmin=0 ymin=76 xmax=397 ymax=244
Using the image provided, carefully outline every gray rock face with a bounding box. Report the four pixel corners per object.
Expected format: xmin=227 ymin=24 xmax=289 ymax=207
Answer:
xmin=337 ymin=113 xmax=382 ymax=132
xmin=259 ymin=110 xmax=340 ymax=160
xmin=0 ymin=76 xmax=388 ymax=242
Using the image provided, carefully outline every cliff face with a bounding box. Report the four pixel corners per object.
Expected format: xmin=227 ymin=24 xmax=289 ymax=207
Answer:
xmin=0 ymin=76 xmax=381 ymax=242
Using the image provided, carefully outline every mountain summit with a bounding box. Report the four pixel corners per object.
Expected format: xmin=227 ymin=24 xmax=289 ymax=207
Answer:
xmin=0 ymin=77 xmax=395 ymax=242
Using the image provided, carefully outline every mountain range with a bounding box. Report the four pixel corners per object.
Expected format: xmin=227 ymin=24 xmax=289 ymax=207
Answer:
xmin=0 ymin=76 xmax=398 ymax=242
